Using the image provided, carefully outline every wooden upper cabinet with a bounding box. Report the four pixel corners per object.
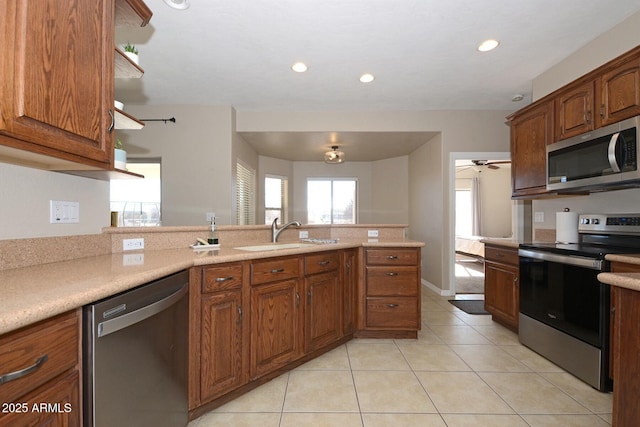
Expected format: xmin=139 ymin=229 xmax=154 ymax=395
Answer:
xmin=0 ymin=0 xmax=114 ymax=167
xmin=509 ymin=101 xmax=553 ymax=197
xmin=598 ymin=55 xmax=640 ymax=127
xmin=556 ymin=80 xmax=595 ymax=141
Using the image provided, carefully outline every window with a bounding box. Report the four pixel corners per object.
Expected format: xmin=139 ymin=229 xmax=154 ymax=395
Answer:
xmin=236 ymin=161 xmax=255 ymax=225
xmin=110 ymin=160 xmax=161 ymax=226
xmin=307 ymin=178 xmax=357 ymax=224
xmin=264 ymin=175 xmax=288 ymax=224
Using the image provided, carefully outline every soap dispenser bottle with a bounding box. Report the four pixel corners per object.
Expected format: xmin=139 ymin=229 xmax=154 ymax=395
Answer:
xmin=208 ymin=214 xmax=219 ymax=245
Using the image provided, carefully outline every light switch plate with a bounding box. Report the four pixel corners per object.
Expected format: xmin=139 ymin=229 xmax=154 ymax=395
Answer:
xmin=123 ymin=238 xmax=144 ymax=251
xmin=50 ymin=200 xmax=79 ymax=224
xmin=367 ymin=229 xmax=379 ymax=238
xmin=299 ymin=230 xmax=309 ymax=239
xmin=534 ymin=212 xmax=545 ymax=223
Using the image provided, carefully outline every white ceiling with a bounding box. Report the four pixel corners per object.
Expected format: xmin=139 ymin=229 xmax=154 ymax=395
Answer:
xmin=115 ymin=0 xmax=640 ymax=160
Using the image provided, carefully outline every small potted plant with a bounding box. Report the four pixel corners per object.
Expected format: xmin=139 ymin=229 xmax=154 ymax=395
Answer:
xmin=122 ymin=43 xmax=139 ymax=65
xmin=114 ymin=138 xmax=127 ymax=170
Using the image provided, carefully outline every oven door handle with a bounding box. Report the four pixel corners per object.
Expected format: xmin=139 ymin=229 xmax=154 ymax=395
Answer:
xmin=518 ymin=249 xmax=604 ymax=270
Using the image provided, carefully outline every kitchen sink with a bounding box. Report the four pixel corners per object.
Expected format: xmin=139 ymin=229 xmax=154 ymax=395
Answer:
xmin=234 ymin=242 xmax=315 ymax=252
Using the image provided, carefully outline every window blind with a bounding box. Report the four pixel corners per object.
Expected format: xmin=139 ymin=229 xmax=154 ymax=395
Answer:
xmin=236 ymin=162 xmax=255 ymax=225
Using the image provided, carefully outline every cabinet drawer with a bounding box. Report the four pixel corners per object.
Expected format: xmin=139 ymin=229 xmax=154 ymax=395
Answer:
xmin=202 ymin=263 xmax=244 ymax=292
xmin=366 ymin=297 xmax=418 ymax=329
xmin=305 ymin=251 xmax=339 ymax=275
xmin=366 ymin=266 xmax=418 ymax=296
xmin=0 ymin=310 xmax=79 ymax=404
xmin=484 ymin=246 xmax=519 ymax=266
xmin=366 ymin=248 xmax=418 ymax=266
xmin=251 ymin=257 xmax=300 ymax=285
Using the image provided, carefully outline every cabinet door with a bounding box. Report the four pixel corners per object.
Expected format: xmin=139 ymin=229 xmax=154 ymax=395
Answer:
xmin=612 ymin=287 xmax=640 ymax=426
xmin=250 ymin=279 xmax=301 ymax=379
xmin=200 ymin=290 xmax=244 ymax=402
xmin=599 ymin=56 xmax=640 ymax=126
xmin=510 ymin=101 xmax=553 ymax=197
xmin=0 ymin=371 xmax=80 ymax=427
xmin=556 ymin=81 xmax=595 ymax=140
xmin=342 ymin=249 xmax=357 ymax=336
xmin=305 ymin=271 xmax=341 ymax=352
xmin=0 ymin=0 xmax=113 ymax=166
xmin=484 ymin=261 xmax=519 ymax=329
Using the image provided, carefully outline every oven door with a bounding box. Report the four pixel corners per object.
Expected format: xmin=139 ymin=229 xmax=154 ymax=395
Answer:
xmin=518 ymin=249 xmax=609 ymax=348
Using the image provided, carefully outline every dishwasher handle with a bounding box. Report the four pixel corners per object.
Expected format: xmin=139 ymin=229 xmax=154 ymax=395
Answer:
xmin=98 ymin=284 xmax=187 ymax=338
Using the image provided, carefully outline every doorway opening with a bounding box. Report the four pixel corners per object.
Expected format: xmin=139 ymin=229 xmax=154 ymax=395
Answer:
xmin=449 ymin=152 xmax=512 ymax=297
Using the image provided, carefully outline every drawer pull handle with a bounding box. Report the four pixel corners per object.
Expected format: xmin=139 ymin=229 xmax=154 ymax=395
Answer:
xmin=215 ymin=276 xmax=234 ymax=282
xmin=386 ymin=304 xmax=399 ymax=308
xmin=0 ymin=355 xmax=48 ymax=385
xmin=271 ymin=268 xmax=285 ymax=273
xmin=318 ymin=261 xmax=330 ymax=266
xmin=386 ymin=255 xmax=398 ymax=260
xmin=386 ymin=272 xmax=398 ymax=276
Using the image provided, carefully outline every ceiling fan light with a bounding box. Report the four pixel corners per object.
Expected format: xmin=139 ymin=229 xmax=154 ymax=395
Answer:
xmin=324 ymin=146 xmax=345 ymax=164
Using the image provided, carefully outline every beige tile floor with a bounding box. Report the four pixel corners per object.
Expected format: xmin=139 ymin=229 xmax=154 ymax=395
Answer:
xmin=189 ymin=287 xmax=613 ymax=427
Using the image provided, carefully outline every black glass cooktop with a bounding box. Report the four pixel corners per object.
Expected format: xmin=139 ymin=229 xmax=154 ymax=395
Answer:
xmin=520 ymin=233 xmax=640 ymax=259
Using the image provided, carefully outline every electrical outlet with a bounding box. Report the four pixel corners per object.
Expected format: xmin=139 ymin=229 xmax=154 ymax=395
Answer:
xmin=122 ymin=253 xmax=144 ymax=266
xmin=50 ymin=200 xmax=79 ymax=224
xmin=299 ymin=230 xmax=309 ymax=239
xmin=206 ymin=212 xmax=216 ymax=222
xmin=367 ymin=229 xmax=379 ymax=238
xmin=534 ymin=212 xmax=545 ymax=223
xmin=123 ymin=238 xmax=144 ymax=251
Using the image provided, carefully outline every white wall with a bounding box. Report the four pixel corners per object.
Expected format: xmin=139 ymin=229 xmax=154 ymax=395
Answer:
xmin=531 ymin=11 xmax=640 ymax=227
xmin=120 ymin=104 xmax=235 ymax=225
xmin=371 ymin=156 xmax=410 ymax=224
xmin=0 ymin=163 xmax=109 ymax=239
xmin=533 ymin=11 xmax=640 ymax=101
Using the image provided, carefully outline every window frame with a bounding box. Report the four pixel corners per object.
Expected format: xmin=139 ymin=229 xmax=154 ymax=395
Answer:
xmin=264 ymin=174 xmax=288 ymax=224
xmin=306 ymin=177 xmax=358 ymax=224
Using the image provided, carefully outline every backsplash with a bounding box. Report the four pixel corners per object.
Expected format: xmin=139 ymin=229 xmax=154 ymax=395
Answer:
xmin=532 ymin=187 xmax=640 ymax=233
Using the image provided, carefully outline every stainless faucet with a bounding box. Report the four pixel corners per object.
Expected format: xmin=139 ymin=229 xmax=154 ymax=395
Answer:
xmin=271 ymin=217 xmax=302 ymax=243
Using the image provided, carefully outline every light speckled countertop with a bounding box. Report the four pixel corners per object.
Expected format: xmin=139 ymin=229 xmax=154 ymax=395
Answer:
xmin=0 ymin=239 xmax=423 ymax=335
xmin=598 ymin=254 xmax=640 ymax=292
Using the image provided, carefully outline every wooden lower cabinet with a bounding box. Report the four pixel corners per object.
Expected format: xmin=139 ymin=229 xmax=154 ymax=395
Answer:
xmin=612 ymin=285 xmax=640 ymax=426
xmin=0 ymin=310 xmax=81 ymax=426
xmin=342 ymin=249 xmax=357 ymax=336
xmin=358 ymin=247 xmax=421 ymax=338
xmin=250 ymin=278 xmax=303 ymax=379
xmin=484 ymin=245 xmax=519 ymax=331
xmin=304 ymin=251 xmax=341 ymax=353
xmin=190 ymin=263 xmax=248 ymax=410
xmin=189 ymin=247 xmax=418 ymax=418
xmin=199 ymin=290 xmax=245 ymax=402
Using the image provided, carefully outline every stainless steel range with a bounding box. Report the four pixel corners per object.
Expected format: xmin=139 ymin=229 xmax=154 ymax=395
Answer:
xmin=518 ymin=213 xmax=640 ymax=392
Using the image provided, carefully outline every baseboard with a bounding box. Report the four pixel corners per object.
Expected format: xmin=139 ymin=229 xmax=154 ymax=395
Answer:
xmin=421 ymin=279 xmax=454 ymax=297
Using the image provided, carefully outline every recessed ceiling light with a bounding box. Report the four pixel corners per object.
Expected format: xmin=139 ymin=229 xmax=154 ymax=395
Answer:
xmin=512 ymin=94 xmax=524 ymax=102
xmin=360 ymin=73 xmax=375 ymax=83
xmin=163 ymin=0 xmax=190 ymax=10
xmin=478 ymin=39 xmax=499 ymax=52
xmin=291 ymin=62 xmax=308 ymax=73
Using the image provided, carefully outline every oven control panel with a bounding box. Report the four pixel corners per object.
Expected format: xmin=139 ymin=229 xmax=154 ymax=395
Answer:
xmin=579 ymin=213 xmax=640 ymax=234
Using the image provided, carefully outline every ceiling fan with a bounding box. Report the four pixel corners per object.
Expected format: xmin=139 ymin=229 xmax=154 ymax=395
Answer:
xmin=456 ymin=159 xmax=511 ymax=172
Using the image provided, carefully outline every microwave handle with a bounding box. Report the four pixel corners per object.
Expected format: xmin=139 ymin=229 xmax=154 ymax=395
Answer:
xmin=608 ymin=132 xmax=621 ymax=173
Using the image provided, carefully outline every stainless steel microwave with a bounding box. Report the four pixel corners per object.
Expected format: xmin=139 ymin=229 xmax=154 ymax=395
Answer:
xmin=547 ymin=115 xmax=640 ymax=192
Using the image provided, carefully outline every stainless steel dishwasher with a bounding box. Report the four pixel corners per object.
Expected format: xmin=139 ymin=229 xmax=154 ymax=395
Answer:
xmin=83 ymin=270 xmax=189 ymax=427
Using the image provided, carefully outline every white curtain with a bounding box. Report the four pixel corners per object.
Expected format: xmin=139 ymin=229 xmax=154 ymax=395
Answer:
xmin=471 ymin=177 xmax=482 ymax=236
